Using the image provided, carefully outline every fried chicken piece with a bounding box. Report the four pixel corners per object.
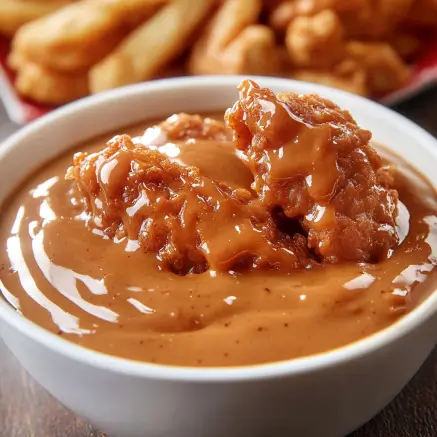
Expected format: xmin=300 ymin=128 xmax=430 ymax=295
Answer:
xmin=269 ymin=0 xmax=363 ymax=32
xmin=188 ymin=0 xmax=280 ymax=76
xmin=291 ymin=43 xmax=410 ymax=98
xmin=291 ymin=64 xmax=368 ymax=96
xmin=139 ymin=113 xmax=231 ymax=145
xmin=340 ymin=0 xmax=414 ymax=39
xmin=269 ymin=0 xmax=413 ymax=39
xmin=345 ymin=41 xmax=410 ymax=95
xmin=67 ymin=134 xmax=312 ymax=274
xmin=225 ymin=80 xmax=399 ymax=263
xmin=136 ymin=114 xmax=252 ymax=190
xmin=389 ymin=33 xmax=421 ymax=59
xmin=285 ymin=10 xmax=346 ymax=68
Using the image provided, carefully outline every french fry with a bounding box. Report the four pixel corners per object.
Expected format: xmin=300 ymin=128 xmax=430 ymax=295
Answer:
xmin=0 ymin=0 xmax=73 ymax=37
xmin=189 ymin=0 xmax=279 ymax=75
xmin=89 ymin=0 xmax=215 ymax=93
xmin=15 ymin=61 xmax=89 ymax=105
xmin=4 ymin=0 xmax=431 ymax=106
xmin=10 ymin=0 xmax=167 ymax=72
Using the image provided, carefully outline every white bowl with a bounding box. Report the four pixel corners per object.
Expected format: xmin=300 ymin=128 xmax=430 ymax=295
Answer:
xmin=1 ymin=76 xmax=437 ymax=437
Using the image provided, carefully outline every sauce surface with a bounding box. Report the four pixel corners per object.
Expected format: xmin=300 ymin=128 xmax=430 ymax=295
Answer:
xmin=1 ymin=116 xmax=437 ymax=367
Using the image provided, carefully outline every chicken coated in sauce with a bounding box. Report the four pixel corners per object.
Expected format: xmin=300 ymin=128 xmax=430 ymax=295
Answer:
xmin=69 ymin=82 xmax=399 ymax=274
xmin=68 ymin=132 xmax=312 ymax=275
xmin=225 ymin=79 xmax=399 ymax=262
xmin=147 ymin=113 xmax=232 ymax=143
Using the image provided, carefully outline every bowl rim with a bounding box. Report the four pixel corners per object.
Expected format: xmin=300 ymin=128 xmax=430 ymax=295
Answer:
xmin=1 ymin=75 xmax=437 ymax=382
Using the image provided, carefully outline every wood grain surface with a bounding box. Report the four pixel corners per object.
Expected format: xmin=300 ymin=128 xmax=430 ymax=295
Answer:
xmin=1 ymin=88 xmax=437 ymax=437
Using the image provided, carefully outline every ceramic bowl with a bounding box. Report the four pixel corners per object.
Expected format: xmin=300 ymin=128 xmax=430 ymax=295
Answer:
xmin=1 ymin=76 xmax=437 ymax=437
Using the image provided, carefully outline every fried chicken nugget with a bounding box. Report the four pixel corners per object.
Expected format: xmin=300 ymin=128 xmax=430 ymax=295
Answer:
xmin=270 ymin=0 xmax=413 ymax=39
xmin=404 ymin=0 xmax=437 ymax=28
xmin=15 ymin=61 xmax=89 ymax=104
xmin=68 ymin=134 xmax=311 ymax=274
xmin=269 ymin=0 xmax=362 ymax=32
xmin=189 ymin=0 xmax=279 ymax=76
xmin=389 ymin=33 xmax=421 ymax=59
xmin=285 ymin=10 xmax=345 ymax=68
xmin=10 ymin=0 xmax=166 ymax=72
xmin=145 ymin=113 xmax=232 ymax=143
xmin=0 ymin=0 xmax=73 ymax=37
xmin=341 ymin=0 xmax=414 ymax=39
xmin=346 ymin=41 xmax=410 ymax=94
xmin=225 ymin=80 xmax=399 ymax=263
xmin=292 ymin=41 xmax=410 ymax=97
xmin=291 ymin=66 xmax=368 ymax=96
xmin=89 ymin=0 xmax=215 ymax=93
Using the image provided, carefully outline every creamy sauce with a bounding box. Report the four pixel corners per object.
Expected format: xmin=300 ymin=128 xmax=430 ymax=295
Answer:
xmin=1 ymin=117 xmax=437 ymax=367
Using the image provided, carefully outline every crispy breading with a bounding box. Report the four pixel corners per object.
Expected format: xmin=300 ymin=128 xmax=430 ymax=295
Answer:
xmin=148 ymin=113 xmax=231 ymax=143
xmin=340 ymin=0 xmax=414 ymax=38
xmin=291 ymin=66 xmax=368 ymax=96
xmin=189 ymin=0 xmax=280 ymax=76
xmin=346 ymin=41 xmax=410 ymax=94
xmin=269 ymin=0 xmax=362 ymax=32
xmin=226 ymin=80 xmax=399 ymax=263
xmin=68 ymin=133 xmax=312 ymax=274
xmin=285 ymin=10 xmax=345 ymax=68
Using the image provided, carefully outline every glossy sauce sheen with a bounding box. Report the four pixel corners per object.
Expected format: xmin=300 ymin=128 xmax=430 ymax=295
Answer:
xmin=1 ymin=116 xmax=437 ymax=367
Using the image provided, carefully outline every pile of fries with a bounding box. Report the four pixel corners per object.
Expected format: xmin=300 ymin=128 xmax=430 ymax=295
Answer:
xmin=1 ymin=0 xmax=436 ymax=105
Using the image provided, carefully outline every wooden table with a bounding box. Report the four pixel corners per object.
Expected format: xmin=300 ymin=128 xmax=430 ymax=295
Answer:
xmin=1 ymin=89 xmax=437 ymax=436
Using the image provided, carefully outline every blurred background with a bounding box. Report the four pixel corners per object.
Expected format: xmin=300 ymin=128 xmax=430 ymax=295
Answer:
xmin=0 ymin=0 xmax=437 ymax=122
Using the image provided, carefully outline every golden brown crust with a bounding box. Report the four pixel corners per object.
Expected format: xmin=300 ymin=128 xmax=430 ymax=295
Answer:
xmin=189 ymin=0 xmax=280 ymax=76
xmin=156 ymin=113 xmax=231 ymax=142
xmin=285 ymin=10 xmax=345 ymax=68
xmin=345 ymin=41 xmax=410 ymax=95
xmin=69 ymin=130 xmax=313 ymax=275
xmin=226 ymin=79 xmax=399 ymax=263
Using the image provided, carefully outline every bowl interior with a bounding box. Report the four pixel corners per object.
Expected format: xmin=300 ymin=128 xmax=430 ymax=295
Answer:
xmin=1 ymin=75 xmax=437 ymax=379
